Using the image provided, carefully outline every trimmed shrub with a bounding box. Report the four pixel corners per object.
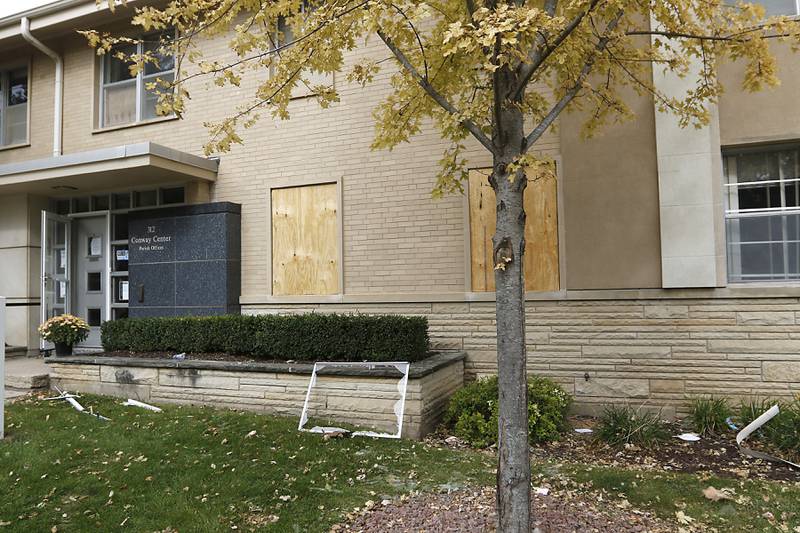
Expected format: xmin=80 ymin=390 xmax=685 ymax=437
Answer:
xmin=596 ymin=404 xmax=669 ymax=447
xmin=100 ymin=313 xmax=429 ymax=362
xmin=689 ymin=396 xmax=732 ymax=436
xmin=443 ymin=375 xmax=572 ymax=448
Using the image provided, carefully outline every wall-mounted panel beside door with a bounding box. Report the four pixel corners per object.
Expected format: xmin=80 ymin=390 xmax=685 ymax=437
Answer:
xmin=468 ymin=167 xmax=560 ymax=292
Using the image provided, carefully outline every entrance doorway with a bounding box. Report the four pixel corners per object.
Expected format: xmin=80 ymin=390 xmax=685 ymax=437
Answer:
xmin=72 ymin=215 xmax=109 ymax=347
xmin=41 ymin=212 xmax=109 ymax=350
xmin=40 ymin=185 xmax=185 ymax=351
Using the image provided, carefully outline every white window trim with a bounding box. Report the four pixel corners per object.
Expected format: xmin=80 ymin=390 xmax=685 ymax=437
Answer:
xmin=0 ymin=62 xmax=30 ymax=148
xmin=723 ymin=143 xmax=800 ymax=283
xmin=98 ymin=31 xmax=176 ymax=129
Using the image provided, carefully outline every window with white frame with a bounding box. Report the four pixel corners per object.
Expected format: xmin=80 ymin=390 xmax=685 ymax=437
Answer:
xmin=0 ymin=66 xmax=28 ymax=146
xmin=100 ymin=31 xmax=175 ymax=128
xmin=752 ymin=0 xmax=800 ymax=16
xmin=724 ymin=145 xmax=800 ymax=282
xmin=274 ymin=3 xmax=332 ymax=97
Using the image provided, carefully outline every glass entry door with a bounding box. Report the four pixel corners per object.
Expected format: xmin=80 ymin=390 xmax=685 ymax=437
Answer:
xmin=41 ymin=211 xmax=71 ymax=350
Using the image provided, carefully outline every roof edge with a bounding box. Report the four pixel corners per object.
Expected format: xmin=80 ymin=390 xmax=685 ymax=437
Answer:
xmin=0 ymin=0 xmax=92 ymax=29
xmin=0 ymin=142 xmax=219 ymax=178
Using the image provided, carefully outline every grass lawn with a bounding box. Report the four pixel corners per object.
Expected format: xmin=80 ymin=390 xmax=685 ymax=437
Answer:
xmin=564 ymin=464 xmax=800 ymax=532
xmin=2 ymin=395 xmax=798 ymax=532
xmin=0 ymin=395 xmax=493 ymax=532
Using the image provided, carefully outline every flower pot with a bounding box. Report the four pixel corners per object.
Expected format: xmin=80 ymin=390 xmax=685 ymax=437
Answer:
xmin=54 ymin=342 xmax=73 ymax=356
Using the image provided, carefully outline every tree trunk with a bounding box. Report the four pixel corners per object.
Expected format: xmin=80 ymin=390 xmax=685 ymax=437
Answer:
xmin=493 ymin=103 xmax=531 ymax=532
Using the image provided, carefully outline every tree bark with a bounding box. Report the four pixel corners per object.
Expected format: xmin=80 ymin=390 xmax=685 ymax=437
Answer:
xmin=493 ymin=102 xmax=531 ymax=532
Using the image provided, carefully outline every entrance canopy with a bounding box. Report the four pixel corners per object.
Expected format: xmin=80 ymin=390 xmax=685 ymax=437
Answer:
xmin=0 ymin=142 xmax=218 ymax=195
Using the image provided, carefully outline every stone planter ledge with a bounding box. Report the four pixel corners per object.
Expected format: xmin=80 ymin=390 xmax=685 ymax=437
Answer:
xmin=44 ymin=350 xmax=465 ymax=379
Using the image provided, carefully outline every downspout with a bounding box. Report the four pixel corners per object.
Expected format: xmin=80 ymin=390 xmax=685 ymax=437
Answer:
xmin=20 ymin=17 xmax=62 ymax=157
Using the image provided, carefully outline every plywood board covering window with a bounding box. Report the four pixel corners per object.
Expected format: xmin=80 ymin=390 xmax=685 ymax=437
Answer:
xmin=271 ymin=183 xmax=339 ymax=295
xmin=469 ymin=168 xmax=559 ymax=292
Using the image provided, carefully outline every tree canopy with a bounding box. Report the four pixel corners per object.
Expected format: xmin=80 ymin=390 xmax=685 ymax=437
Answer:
xmin=86 ymin=0 xmax=800 ymax=194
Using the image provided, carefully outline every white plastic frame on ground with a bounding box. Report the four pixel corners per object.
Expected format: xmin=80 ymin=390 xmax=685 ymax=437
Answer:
xmin=298 ymin=361 xmax=410 ymax=439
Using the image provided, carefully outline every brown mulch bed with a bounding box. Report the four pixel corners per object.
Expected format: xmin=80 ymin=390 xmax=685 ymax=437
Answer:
xmin=426 ymin=416 xmax=799 ymax=482
xmin=529 ymin=416 xmax=800 ymax=482
xmin=336 ymin=485 xmax=671 ymax=532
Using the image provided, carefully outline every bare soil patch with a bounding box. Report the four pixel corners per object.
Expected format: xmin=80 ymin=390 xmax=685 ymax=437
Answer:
xmin=337 ymin=485 xmax=670 ymax=532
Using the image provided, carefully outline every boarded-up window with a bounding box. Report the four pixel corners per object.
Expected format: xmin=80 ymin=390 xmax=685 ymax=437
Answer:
xmin=469 ymin=168 xmax=559 ymax=292
xmin=271 ymin=183 xmax=339 ymax=295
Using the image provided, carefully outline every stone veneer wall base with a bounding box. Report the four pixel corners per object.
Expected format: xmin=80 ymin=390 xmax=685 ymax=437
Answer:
xmin=244 ymin=295 xmax=800 ymax=419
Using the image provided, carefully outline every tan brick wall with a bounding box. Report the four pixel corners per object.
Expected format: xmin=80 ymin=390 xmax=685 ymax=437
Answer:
xmin=0 ymin=28 xmax=557 ymax=300
xmin=244 ymin=296 xmax=800 ymax=417
xmin=48 ymin=357 xmax=464 ymax=439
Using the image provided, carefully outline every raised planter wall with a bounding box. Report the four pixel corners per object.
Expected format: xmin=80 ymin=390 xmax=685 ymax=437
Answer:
xmin=46 ymin=352 xmax=464 ymax=440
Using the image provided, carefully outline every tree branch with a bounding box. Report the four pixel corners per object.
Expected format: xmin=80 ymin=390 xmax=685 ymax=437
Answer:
xmin=512 ymin=0 xmax=601 ymax=101
xmin=376 ymin=29 xmax=497 ymax=154
xmin=523 ymin=11 xmax=622 ymax=151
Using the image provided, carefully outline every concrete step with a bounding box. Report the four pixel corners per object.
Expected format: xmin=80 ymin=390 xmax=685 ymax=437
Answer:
xmin=4 ymin=357 xmax=51 ymax=393
xmin=5 ymin=373 xmax=49 ymax=390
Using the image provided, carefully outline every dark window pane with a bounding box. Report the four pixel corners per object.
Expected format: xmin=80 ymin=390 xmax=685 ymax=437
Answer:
xmin=73 ymin=197 xmax=90 ymax=213
xmin=112 ymin=192 xmax=131 ymax=210
xmin=87 ymin=308 xmax=102 ymax=327
xmin=8 ymin=68 xmax=27 ymax=105
xmin=736 ymin=185 xmax=770 ymax=210
xmin=104 ymin=43 xmax=137 ymax=84
xmin=160 ymin=186 xmax=184 ymax=205
xmin=87 ymin=272 xmax=101 ymax=292
xmin=55 ymin=200 xmax=70 ymax=215
xmin=134 ymin=189 xmax=157 ymax=207
xmin=92 ymin=195 xmax=110 ymax=211
xmin=736 ymin=151 xmax=779 ymax=183
xmin=785 ymin=183 xmax=800 ymax=208
xmin=144 ymin=32 xmax=175 ymax=75
xmin=113 ymin=213 xmax=129 ymax=241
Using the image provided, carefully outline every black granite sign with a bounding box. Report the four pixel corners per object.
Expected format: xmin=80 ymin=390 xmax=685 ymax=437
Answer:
xmin=128 ymin=202 xmax=241 ymax=317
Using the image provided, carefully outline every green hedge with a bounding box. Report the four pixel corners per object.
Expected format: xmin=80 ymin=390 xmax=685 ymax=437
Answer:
xmin=100 ymin=314 xmax=430 ymax=362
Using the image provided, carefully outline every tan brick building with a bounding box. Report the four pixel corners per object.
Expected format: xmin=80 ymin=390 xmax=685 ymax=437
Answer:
xmin=1 ymin=0 xmax=799 ymax=414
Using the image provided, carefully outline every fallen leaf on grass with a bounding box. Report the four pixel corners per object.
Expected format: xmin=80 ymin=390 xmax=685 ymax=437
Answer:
xmin=703 ymin=486 xmax=734 ymax=502
xmin=676 ymin=511 xmax=695 ymax=525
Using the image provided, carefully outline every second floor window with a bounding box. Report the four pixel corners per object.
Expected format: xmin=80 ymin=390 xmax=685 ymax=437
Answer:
xmin=100 ymin=31 xmax=175 ymax=128
xmin=0 ymin=66 xmax=28 ymax=146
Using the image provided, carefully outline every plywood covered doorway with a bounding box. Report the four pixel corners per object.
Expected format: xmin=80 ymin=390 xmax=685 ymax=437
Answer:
xmin=271 ymin=183 xmax=339 ymax=295
xmin=468 ymin=168 xmax=559 ymax=292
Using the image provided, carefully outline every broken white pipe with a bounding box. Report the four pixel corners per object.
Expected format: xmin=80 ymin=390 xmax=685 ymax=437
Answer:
xmin=736 ymin=405 xmax=779 ymax=447
xmin=736 ymin=404 xmax=800 ymax=470
xmin=20 ymin=17 xmax=63 ymax=156
xmin=123 ymin=399 xmax=162 ymax=412
xmin=65 ymin=396 xmax=85 ymax=412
